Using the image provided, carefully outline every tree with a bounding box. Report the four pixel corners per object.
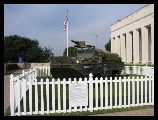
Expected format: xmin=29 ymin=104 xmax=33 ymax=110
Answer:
xmin=41 ymin=46 xmax=54 ymax=62
xmin=63 ymin=46 xmax=78 ymax=57
xmin=4 ymin=35 xmax=54 ymax=63
xmin=105 ymin=38 xmax=111 ymax=52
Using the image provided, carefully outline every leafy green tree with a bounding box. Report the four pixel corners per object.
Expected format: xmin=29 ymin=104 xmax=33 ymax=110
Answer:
xmin=41 ymin=46 xmax=54 ymax=62
xmin=4 ymin=35 xmax=54 ymax=63
xmin=105 ymin=38 xmax=111 ymax=52
xmin=63 ymin=46 xmax=77 ymax=57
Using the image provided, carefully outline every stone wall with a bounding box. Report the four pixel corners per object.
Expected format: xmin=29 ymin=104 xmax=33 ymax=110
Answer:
xmin=4 ymin=63 xmax=51 ymax=71
xmin=17 ymin=63 xmax=26 ymax=69
xmin=30 ymin=63 xmax=51 ymax=68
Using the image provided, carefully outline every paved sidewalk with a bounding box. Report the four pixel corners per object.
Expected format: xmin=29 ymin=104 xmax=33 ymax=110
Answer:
xmin=90 ymin=107 xmax=154 ymax=116
xmin=4 ymin=69 xmax=30 ymax=113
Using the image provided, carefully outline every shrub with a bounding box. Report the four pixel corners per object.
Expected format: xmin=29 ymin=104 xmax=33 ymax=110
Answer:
xmin=7 ymin=63 xmax=18 ymax=70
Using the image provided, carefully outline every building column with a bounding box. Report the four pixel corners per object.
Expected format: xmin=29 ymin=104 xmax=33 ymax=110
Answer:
xmin=126 ymin=32 xmax=132 ymax=63
xmin=133 ymin=29 xmax=139 ymax=64
xmin=151 ymin=23 xmax=154 ymax=64
xmin=139 ymin=29 xmax=142 ymax=62
xmin=111 ymin=37 xmax=115 ymax=53
xmin=115 ymin=36 xmax=118 ymax=54
xmin=141 ymin=26 xmax=149 ymax=64
xmin=121 ymin=34 xmax=126 ymax=62
xmin=117 ymin=36 xmax=121 ymax=56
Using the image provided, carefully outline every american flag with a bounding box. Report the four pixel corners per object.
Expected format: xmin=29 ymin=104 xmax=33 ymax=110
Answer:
xmin=63 ymin=11 xmax=68 ymax=32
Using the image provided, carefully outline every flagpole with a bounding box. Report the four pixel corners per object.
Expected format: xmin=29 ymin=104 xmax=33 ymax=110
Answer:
xmin=67 ymin=10 xmax=68 ymax=57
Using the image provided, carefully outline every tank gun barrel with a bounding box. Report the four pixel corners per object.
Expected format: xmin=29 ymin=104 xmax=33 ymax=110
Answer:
xmin=71 ymin=40 xmax=95 ymax=49
xmin=71 ymin=40 xmax=85 ymax=46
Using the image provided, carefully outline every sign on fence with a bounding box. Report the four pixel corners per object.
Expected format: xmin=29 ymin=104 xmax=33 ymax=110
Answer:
xmin=69 ymin=83 xmax=88 ymax=107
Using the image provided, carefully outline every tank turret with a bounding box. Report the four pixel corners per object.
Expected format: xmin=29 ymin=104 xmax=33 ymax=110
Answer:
xmin=71 ymin=40 xmax=121 ymax=62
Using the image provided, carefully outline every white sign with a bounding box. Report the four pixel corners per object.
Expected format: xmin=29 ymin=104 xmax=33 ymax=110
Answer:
xmin=69 ymin=83 xmax=88 ymax=107
xmin=84 ymin=66 xmax=90 ymax=68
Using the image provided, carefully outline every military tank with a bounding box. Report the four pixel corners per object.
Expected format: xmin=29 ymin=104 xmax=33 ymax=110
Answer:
xmin=48 ymin=40 xmax=124 ymax=79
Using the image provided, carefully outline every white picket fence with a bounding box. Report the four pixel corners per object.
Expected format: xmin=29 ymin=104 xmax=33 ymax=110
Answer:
xmin=37 ymin=66 xmax=51 ymax=77
xmin=10 ymin=66 xmax=50 ymax=115
xmin=122 ymin=65 xmax=154 ymax=76
xmin=10 ymin=69 xmax=154 ymax=116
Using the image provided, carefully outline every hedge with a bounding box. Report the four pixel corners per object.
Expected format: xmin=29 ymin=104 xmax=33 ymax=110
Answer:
xmin=7 ymin=63 xmax=18 ymax=70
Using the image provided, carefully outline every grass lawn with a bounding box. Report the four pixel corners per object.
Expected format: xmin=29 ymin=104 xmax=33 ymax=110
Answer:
xmin=124 ymin=63 xmax=154 ymax=67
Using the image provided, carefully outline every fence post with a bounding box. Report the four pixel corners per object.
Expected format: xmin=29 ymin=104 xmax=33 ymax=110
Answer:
xmin=23 ymin=78 xmax=27 ymax=115
xmin=138 ymin=66 xmax=140 ymax=75
xmin=105 ymin=77 xmax=108 ymax=109
xmin=42 ymin=66 xmax=44 ymax=76
xmin=63 ymin=78 xmax=66 ymax=113
xmin=22 ymin=70 xmax=25 ymax=77
xmin=110 ymin=77 xmax=112 ymax=109
xmin=35 ymin=78 xmax=38 ymax=114
xmin=133 ymin=65 xmax=136 ymax=74
xmin=119 ymin=77 xmax=122 ymax=108
xmin=48 ymin=66 xmax=50 ymax=76
xmin=35 ymin=66 xmax=38 ymax=78
xmin=146 ymin=65 xmax=148 ymax=75
xmin=34 ymin=67 xmax=36 ymax=80
xmin=35 ymin=66 xmax=37 ymax=77
xmin=49 ymin=62 xmax=51 ymax=76
xmin=45 ymin=67 xmax=47 ymax=76
xmin=29 ymin=68 xmax=32 ymax=79
xmin=100 ymin=77 xmax=103 ymax=109
xmin=47 ymin=66 xmax=48 ymax=76
xmin=58 ymin=78 xmax=61 ymax=113
xmin=30 ymin=68 xmax=32 ymax=83
xmin=29 ymin=78 xmax=33 ymax=115
xmin=21 ymin=70 xmax=25 ymax=98
xmin=32 ymin=67 xmax=37 ymax=82
xmin=10 ymin=74 xmax=15 ymax=116
xmin=89 ymin=73 xmax=93 ymax=112
xmin=132 ymin=76 xmax=135 ymax=107
xmin=46 ymin=78 xmax=50 ymax=114
xmin=136 ymin=76 xmax=139 ymax=106
xmin=141 ymin=76 xmax=143 ymax=106
xmin=22 ymin=70 xmax=25 ymax=82
xmin=95 ymin=77 xmax=98 ymax=110
xmin=115 ymin=77 xmax=118 ymax=108
xmin=128 ymin=77 xmax=131 ymax=107
xmin=141 ymin=66 xmax=145 ymax=75
xmin=152 ymin=71 xmax=154 ymax=105
xmin=126 ymin=66 xmax=130 ymax=74
xmin=39 ymin=67 xmax=41 ymax=77
xmin=124 ymin=76 xmax=127 ymax=108
xmin=68 ymin=78 xmax=72 ymax=113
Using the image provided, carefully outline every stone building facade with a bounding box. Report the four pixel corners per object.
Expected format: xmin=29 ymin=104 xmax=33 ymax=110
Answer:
xmin=111 ymin=4 xmax=154 ymax=64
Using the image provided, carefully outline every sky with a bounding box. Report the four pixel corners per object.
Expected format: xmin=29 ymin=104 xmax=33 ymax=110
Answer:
xmin=4 ymin=4 xmax=147 ymax=56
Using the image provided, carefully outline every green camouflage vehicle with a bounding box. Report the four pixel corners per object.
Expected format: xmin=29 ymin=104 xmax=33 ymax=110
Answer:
xmin=48 ymin=40 xmax=124 ymax=79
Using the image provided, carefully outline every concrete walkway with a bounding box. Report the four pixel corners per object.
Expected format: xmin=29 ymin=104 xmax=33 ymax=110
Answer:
xmin=4 ymin=69 xmax=30 ymax=113
xmin=90 ymin=107 xmax=154 ymax=116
